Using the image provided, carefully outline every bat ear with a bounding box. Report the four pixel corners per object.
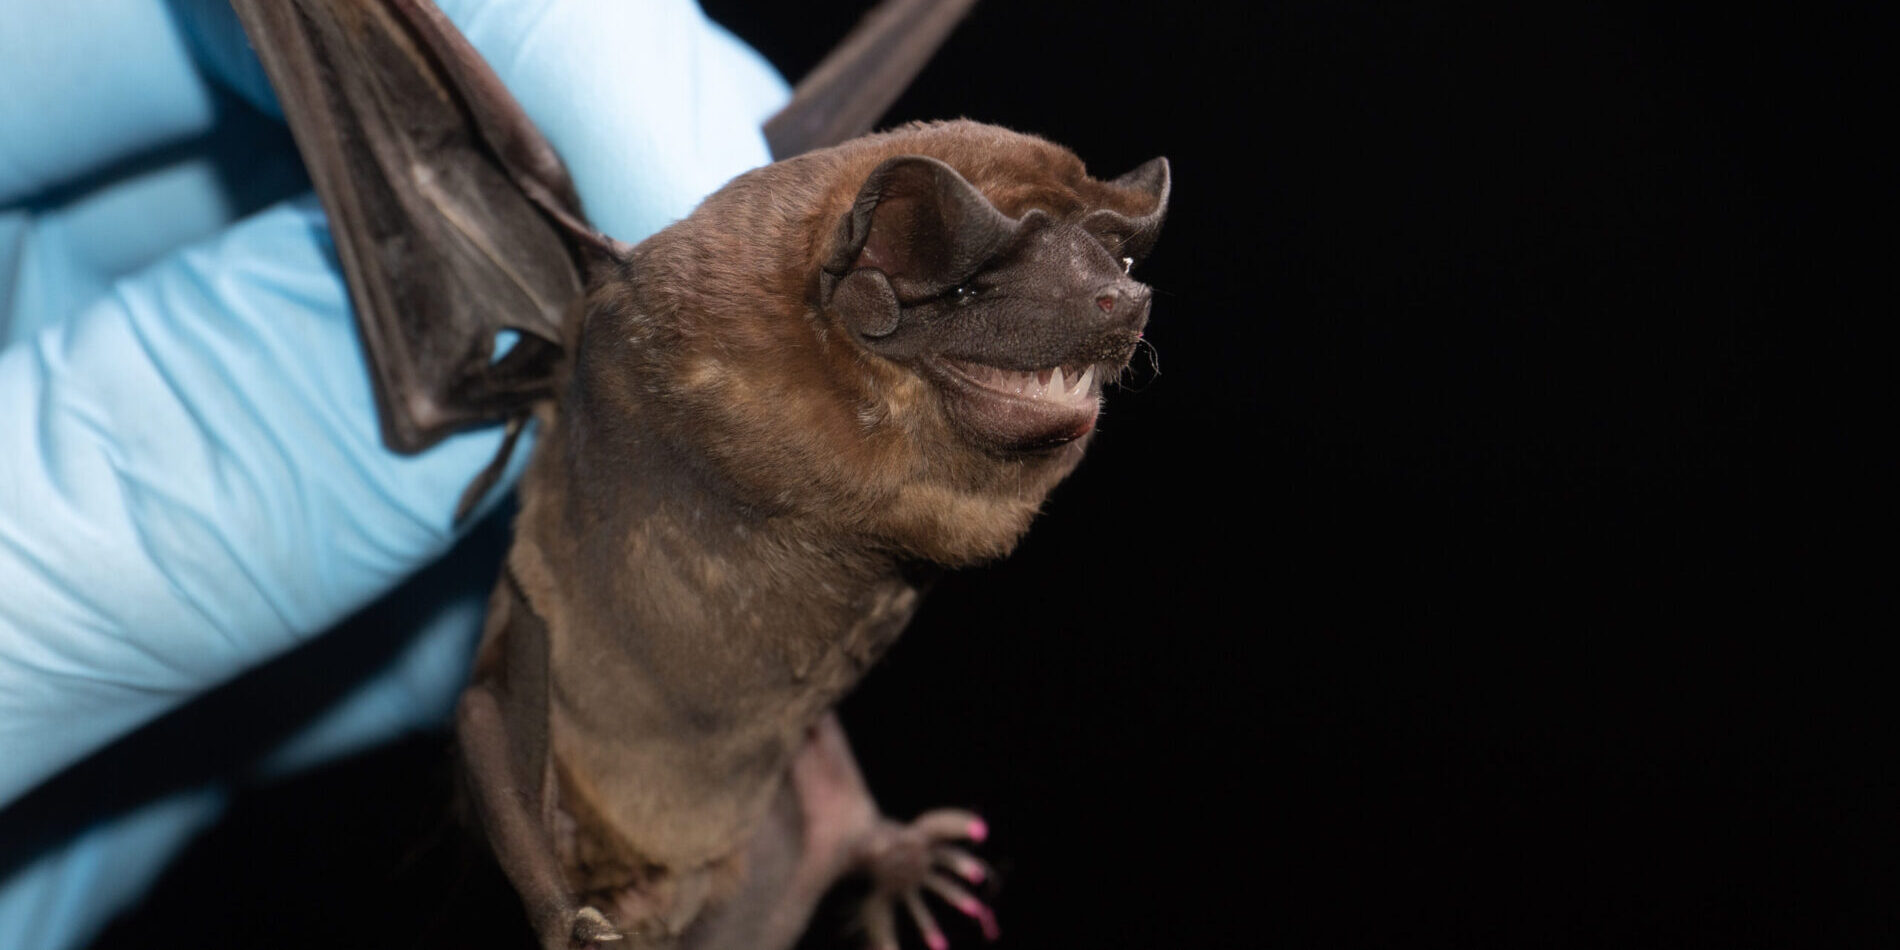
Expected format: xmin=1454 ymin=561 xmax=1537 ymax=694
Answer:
xmin=1084 ymin=156 xmax=1172 ymax=264
xmin=828 ymin=156 xmax=1020 ymax=300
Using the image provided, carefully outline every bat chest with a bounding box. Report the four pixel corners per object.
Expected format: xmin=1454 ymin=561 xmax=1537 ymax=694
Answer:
xmin=537 ymin=555 xmax=922 ymax=881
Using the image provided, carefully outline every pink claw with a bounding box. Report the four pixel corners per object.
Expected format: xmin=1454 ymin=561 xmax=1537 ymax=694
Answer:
xmin=976 ymin=910 xmax=1001 ymax=942
xmin=954 ymin=899 xmax=1000 ymax=941
xmin=968 ymin=818 xmax=989 ymax=843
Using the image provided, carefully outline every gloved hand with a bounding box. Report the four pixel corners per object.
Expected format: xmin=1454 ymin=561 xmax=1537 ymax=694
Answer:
xmin=0 ymin=1 xmax=787 ymax=946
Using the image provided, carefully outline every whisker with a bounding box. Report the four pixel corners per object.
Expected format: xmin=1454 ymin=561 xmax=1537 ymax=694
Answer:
xmin=1108 ymin=337 xmax=1162 ymax=393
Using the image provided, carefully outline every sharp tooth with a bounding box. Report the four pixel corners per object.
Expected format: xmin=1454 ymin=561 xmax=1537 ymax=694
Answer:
xmin=1050 ymin=366 xmax=1070 ymax=394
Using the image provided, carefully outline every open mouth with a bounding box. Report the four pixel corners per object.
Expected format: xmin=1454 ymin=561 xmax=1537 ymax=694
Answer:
xmin=944 ymin=360 xmax=1103 ymax=406
xmin=934 ymin=358 xmax=1109 ymax=450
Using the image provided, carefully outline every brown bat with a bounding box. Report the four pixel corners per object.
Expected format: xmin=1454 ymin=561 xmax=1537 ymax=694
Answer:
xmin=229 ymin=1 xmax=1168 ymax=947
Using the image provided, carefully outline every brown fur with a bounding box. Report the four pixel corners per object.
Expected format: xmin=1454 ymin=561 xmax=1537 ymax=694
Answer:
xmin=474 ymin=120 xmax=1165 ymax=943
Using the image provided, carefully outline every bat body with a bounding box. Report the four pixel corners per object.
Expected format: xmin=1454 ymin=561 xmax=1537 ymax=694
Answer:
xmin=231 ymin=2 xmax=1168 ymax=947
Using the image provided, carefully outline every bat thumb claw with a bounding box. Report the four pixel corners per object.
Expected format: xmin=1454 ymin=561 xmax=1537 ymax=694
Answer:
xmin=570 ymin=906 xmax=624 ymax=944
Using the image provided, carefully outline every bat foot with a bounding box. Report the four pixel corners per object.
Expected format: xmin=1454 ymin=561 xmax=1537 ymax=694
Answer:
xmin=855 ymin=810 xmax=998 ymax=950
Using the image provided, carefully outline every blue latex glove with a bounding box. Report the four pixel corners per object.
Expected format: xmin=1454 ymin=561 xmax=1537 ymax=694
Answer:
xmin=0 ymin=1 xmax=787 ymax=946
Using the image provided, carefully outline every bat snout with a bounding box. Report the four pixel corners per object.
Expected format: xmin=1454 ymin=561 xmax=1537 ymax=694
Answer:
xmin=1092 ymin=279 xmax=1153 ymax=334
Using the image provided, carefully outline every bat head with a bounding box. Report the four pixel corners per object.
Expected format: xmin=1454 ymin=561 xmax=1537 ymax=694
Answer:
xmin=574 ymin=122 xmax=1169 ymax=565
xmin=822 ymin=150 xmax=1168 ymax=453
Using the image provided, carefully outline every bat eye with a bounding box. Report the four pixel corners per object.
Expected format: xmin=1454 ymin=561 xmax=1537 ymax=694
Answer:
xmin=952 ymin=284 xmax=979 ymax=305
xmin=1121 ymin=256 xmax=1134 ymax=274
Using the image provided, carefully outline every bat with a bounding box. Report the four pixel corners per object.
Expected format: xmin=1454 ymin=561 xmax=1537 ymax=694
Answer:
xmin=228 ymin=1 xmax=1169 ymax=947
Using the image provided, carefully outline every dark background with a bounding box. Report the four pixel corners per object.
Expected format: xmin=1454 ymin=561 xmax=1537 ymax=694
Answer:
xmin=81 ymin=1 xmax=1884 ymax=948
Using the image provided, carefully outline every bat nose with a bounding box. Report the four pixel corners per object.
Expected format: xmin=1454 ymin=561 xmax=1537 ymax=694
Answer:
xmin=1094 ymin=281 xmax=1153 ymax=331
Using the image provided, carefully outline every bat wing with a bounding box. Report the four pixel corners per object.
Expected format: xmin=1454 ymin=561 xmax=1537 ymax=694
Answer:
xmin=231 ymin=0 xmax=593 ymax=470
xmin=765 ymin=0 xmax=981 ymax=159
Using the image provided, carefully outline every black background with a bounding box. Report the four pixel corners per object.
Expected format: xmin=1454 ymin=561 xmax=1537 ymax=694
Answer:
xmin=83 ymin=1 xmax=1885 ymax=948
